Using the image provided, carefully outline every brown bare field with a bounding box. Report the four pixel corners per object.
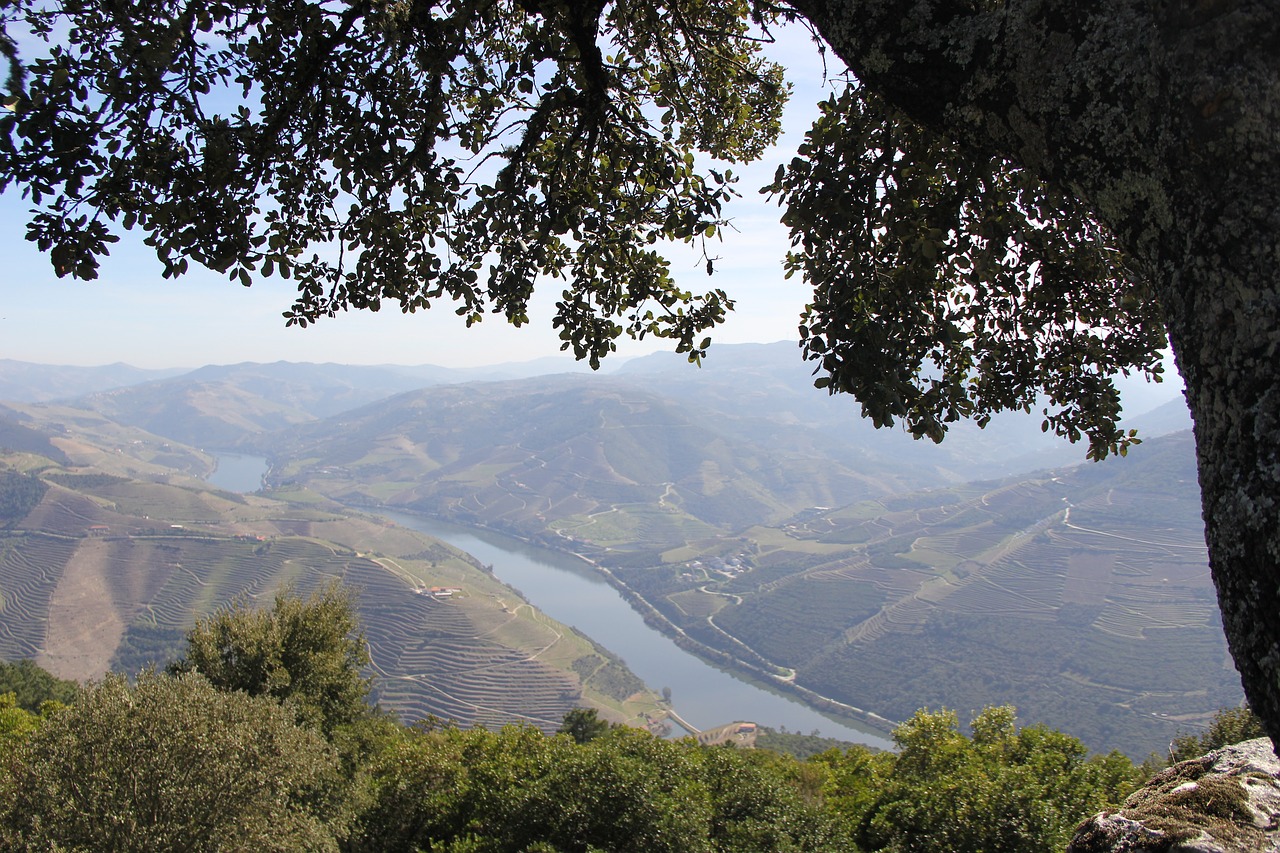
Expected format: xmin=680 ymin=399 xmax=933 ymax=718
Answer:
xmin=39 ymin=539 xmax=123 ymax=681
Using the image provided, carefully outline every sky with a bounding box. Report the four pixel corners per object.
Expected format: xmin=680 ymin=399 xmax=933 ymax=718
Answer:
xmin=0 ymin=22 xmax=1186 ymax=416
xmin=0 ymin=26 xmax=836 ymax=371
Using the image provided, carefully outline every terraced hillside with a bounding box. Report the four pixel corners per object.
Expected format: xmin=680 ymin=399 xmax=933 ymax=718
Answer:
xmin=0 ymin=401 xmax=216 ymax=481
xmin=0 ymin=444 xmax=663 ymax=733
xmin=607 ymin=431 xmax=1236 ymax=758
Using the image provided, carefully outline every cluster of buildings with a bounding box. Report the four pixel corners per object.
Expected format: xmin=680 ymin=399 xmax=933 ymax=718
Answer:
xmin=680 ymin=555 xmax=750 ymax=581
xmin=416 ymin=585 xmax=463 ymax=599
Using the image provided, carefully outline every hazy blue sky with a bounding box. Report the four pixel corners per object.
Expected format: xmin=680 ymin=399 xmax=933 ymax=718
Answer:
xmin=0 ymin=22 xmax=1186 ymax=418
xmin=1 ymin=27 xmax=834 ymax=370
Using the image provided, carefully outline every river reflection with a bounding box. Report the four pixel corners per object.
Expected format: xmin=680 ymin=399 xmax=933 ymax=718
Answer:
xmin=382 ymin=511 xmax=893 ymax=749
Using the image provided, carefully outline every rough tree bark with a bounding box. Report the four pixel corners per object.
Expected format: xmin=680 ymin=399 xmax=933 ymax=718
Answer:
xmin=788 ymin=0 xmax=1280 ymax=746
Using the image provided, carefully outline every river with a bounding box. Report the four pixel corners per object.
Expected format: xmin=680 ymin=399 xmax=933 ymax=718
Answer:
xmin=206 ymin=452 xmax=269 ymax=493
xmin=206 ymin=455 xmax=892 ymax=748
xmin=382 ymin=512 xmax=892 ymax=748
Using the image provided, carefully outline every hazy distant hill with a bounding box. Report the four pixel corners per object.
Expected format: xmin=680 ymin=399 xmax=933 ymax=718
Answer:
xmin=259 ymin=343 xmax=1195 ymax=566
xmin=0 ymin=400 xmax=216 ymax=479
xmin=264 ymin=374 xmax=917 ymax=548
xmin=0 ymin=359 xmax=187 ymax=402
xmin=6 ymin=345 xmax=1188 ymax=479
xmin=58 ymin=359 xmax=605 ymax=450
xmin=618 ymin=342 xmax=1190 ymax=481
xmin=0 ymin=409 xmax=71 ymax=466
xmin=1123 ymin=397 xmax=1195 ymax=436
xmin=619 ymin=430 xmax=1231 ymax=757
xmin=60 ymin=362 xmax=445 ymax=449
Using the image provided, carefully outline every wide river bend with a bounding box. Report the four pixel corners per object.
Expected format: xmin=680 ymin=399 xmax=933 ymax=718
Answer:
xmin=208 ymin=455 xmax=892 ymax=749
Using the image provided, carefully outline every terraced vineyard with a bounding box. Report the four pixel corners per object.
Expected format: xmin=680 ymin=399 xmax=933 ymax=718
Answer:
xmin=0 ymin=449 xmax=664 ymax=733
xmin=0 ymin=533 xmax=78 ymax=660
xmin=614 ymin=432 xmax=1237 ymax=757
xmin=346 ymin=556 xmax=582 ymax=728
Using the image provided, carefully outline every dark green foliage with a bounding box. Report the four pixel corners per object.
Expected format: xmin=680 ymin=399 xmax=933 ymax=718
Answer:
xmin=816 ymin=707 xmax=1140 ymax=853
xmin=349 ymin=724 xmax=845 ymax=853
xmin=765 ymin=87 xmax=1164 ymax=458
xmin=109 ymin=621 xmax=188 ymax=675
xmin=40 ymin=472 xmax=131 ymax=490
xmin=0 ymin=672 xmax=345 ymax=851
xmin=0 ymin=693 xmax=41 ymax=756
xmin=0 ymin=659 xmax=77 ymax=711
xmin=1168 ymin=705 xmax=1267 ymax=764
xmin=0 ymin=470 xmax=46 ymax=524
xmin=0 ymin=585 xmax=1149 ymax=853
xmin=1 ymin=0 xmax=786 ymax=365
xmin=170 ymin=582 xmax=372 ymax=739
xmin=557 ymin=707 xmax=613 ymax=744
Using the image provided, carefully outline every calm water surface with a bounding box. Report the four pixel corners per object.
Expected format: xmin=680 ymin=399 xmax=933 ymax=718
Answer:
xmin=383 ymin=511 xmax=893 ymax=749
xmin=207 ymin=455 xmax=891 ymax=748
xmin=206 ymin=453 xmax=268 ymax=493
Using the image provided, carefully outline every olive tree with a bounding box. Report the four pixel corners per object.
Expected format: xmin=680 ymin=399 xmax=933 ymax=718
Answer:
xmin=170 ymin=582 xmax=372 ymax=738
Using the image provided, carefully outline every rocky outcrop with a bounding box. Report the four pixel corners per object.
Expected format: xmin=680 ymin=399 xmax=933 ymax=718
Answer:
xmin=1068 ymin=738 xmax=1280 ymax=852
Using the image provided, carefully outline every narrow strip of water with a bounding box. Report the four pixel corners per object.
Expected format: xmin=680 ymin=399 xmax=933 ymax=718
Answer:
xmin=384 ymin=512 xmax=893 ymax=749
xmin=205 ymin=455 xmax=891 ymax=748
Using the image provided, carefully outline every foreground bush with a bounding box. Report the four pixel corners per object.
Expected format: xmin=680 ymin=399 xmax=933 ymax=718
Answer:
xmin=816 ymin=707 xmax=1141 ymax=853
xmin=0 ymin=587 xmax=1148 ymax=853
xmin=349 ymin=723 xmax=846 ymax=852
xmin=0 ymin=672 xmax=346 ymax=852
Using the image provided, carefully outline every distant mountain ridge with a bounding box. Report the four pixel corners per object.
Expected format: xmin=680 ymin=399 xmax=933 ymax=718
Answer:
xmin=3 ymin=345 xmax=1189 ymax=474
xmin=264 ymin=374 xmax=909 ymax=545
xmin=0 ymin=359 xmax=188 ymax=402
xmin=4 ymin=359 xmax=596 ymax=450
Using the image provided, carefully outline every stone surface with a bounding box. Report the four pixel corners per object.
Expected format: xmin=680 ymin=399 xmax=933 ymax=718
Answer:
xmin=1068 ymin=738 xmax=1280 ymax=852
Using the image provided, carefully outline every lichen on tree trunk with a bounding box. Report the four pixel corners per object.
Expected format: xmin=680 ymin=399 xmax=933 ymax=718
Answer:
xmin=790 ymin=0 xmax=1280 ymax=747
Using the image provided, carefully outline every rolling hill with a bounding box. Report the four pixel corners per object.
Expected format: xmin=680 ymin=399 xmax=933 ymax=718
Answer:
xmin=610 ymin=430 xmax=1233 ymax=757
xmin=0 ymin=359 xmax=187 ymax=403
xmin=262 ymin=374 xmax=916 ymax=549
xmin=47 ymin=359 xmax=602 ymax=450
xmin=0 ymin=425 xmax=665 ymax=734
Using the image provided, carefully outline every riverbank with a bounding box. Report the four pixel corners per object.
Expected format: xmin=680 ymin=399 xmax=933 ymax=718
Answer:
xmin=371 ymin=507 xmax=896 ymax=748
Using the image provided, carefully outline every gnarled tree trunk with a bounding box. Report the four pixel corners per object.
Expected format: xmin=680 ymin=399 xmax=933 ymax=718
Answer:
xmin=789 ymin=0 xmax=1280 ymax=746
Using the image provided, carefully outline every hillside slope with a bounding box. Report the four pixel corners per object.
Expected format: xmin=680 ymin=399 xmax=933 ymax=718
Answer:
xmin=0 ymin=432 xmax=664 ymax=733
xmin=265 ymin=375 xmax=910 ymax=548
xmin=621 ymin=431 xmax=1233 ymax=757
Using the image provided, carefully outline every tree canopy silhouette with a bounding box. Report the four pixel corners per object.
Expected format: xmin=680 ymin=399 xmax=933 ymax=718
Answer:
xmin=4 ymin=0 xmax=1279 ymax=748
